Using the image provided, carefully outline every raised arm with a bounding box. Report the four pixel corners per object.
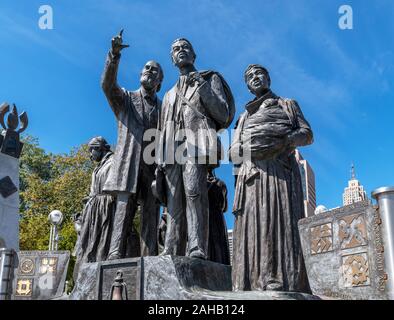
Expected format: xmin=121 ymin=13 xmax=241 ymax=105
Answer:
xmin=101 ymin=29 xmax=130 ymax=117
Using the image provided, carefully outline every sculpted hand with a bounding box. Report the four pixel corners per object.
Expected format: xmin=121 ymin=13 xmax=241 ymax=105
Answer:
xmin=186 ymin=71 xmax=204 ymax=87
xmin=111 ymin=29 xmax=130 ymax=56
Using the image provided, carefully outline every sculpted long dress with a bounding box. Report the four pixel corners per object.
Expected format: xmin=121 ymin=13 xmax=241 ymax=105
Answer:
xmin=230 ymin=90 xmax=313 ymax=292
xmin=78 ymin=152 xmax=116 ymax=263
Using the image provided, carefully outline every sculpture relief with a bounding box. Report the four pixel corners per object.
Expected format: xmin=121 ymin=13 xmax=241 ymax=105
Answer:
xmin=310 ymin=223 xmax=333 ymax=255
xmin=339 ymin=214 xmax=368 ymax=249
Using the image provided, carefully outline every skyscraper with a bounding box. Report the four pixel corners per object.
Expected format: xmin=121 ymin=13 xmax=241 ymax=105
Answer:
xmin=295 ymin=149 xmax=316 ymax=217
xmin=343 ymin=164 xmax=367 ymax=205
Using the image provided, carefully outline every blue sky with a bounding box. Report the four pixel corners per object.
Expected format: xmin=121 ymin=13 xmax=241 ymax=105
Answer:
xmin=1 ymin=0 xmax=393 ymax=229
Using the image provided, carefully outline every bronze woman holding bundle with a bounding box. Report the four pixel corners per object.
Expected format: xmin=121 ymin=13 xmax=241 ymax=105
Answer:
xmin=230 ymin=65 xmax=313 ymax=292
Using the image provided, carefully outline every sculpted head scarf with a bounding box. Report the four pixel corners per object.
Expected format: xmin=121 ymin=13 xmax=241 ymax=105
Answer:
xmin=88 ymin=136 xmax=111 ymax=151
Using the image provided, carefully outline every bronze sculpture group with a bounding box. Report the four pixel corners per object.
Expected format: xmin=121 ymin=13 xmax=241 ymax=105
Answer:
xmin=75 ymin=30 xmax=313 ymax=294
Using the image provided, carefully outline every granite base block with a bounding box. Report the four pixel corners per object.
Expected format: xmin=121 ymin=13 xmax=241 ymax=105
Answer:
xmin=70 ymin=255 xmax=319 ymax=300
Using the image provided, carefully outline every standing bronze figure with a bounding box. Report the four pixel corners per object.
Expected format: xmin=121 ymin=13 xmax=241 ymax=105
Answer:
xmin=101 ymin=30 xmax=164 ymax=259
xmin=77 ymin=137 xmax=115 ymax=265
xmin=155 ymin=38 xmax=235 ymax=259
xmin=230 ymin=64 xmax=313 ymax=292
xmin=207 ymin=169 xmax=230 ymax=265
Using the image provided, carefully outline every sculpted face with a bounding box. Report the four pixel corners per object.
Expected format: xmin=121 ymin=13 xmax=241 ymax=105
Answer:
xmin=89 ymin=146 xmax=103 ymax=162
xmin=245 ymin=67 xmax=270 ymax=97
xmin=171 ymin=39 xmax=195 ymax=68
xmin=140 ymin=61 xmax=162 ymax=91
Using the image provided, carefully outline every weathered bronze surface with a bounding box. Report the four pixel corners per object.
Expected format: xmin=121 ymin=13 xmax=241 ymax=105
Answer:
xmin=230 ymin=64 xmax=313 ymax=292
xmin=155 ymin=38 xmax=235 ymax=259
xmin=101 ymin=31 xmax=163 ymax=259
xmin=0 ymin=103 xmax=28 ymax=158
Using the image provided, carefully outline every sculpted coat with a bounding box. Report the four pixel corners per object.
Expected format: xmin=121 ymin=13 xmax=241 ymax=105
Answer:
xmin=156 ymin=71 xmax=234 ymax=168
xmin=101 ymin=50 xmax=162 ymax=257
xmin=101 ymin=51 xmax=161 ymax=195
xmin=156 ymin=69 xmax=234 ymax=258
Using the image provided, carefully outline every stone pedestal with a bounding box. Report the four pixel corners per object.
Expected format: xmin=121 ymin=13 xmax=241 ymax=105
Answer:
xmin=70 ymin=255 xmax=232 ymax=300
xmin=0 ymin=152 xmax=20 ymax=251
xmin=70 ymin=255 xmax=319 ymax=300
xmin=298 ymin=201 xmax=389 ymax=300
xmin=142 ymin=255 xmax=232 ymax=300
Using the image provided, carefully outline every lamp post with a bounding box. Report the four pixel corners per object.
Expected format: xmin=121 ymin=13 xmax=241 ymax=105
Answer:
xmin=48 ymin=210 xmax=63 ymax=251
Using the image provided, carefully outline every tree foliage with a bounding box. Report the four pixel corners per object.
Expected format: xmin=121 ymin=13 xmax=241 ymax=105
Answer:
xmin=19 ymin=136 xmax=94 ymax=253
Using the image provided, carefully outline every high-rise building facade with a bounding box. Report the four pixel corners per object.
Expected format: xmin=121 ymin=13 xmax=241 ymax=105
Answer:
xmin=295 ymin=149 xmax=316 ymax=217
xmin=343 ymin=164 xmax=367 ymax=205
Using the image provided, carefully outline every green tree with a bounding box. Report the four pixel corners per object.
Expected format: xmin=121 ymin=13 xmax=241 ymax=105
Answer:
xmin=19 ymin=136 xmax=94 ymax=251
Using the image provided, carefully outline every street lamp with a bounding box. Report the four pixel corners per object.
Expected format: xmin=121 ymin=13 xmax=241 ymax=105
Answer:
xmin=48 ymin=210 xmax=63 ymax=251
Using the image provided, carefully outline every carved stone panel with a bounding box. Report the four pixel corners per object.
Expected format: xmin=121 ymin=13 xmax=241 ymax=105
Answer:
xmin=342 ymin=252 xmax=370 ymax=287
xmin=310 ymin=223 xmax=333 ymax=255
xmin=339 ymin=214 xmax=368 ymax=249
xmin=96 ymin=258 xmax=141 ymax=300
xmin=39 ymin=257 xmax=58 ymax=275
xmin=15 ymin=278 xmax=33 ymax=297
xmin=298 ymin=201 xmax=389 ymax=299
xmin=11 ymin=251 xmax=70 ymax=300
xmin=19 ymin=258 xmax=35 ymax=276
